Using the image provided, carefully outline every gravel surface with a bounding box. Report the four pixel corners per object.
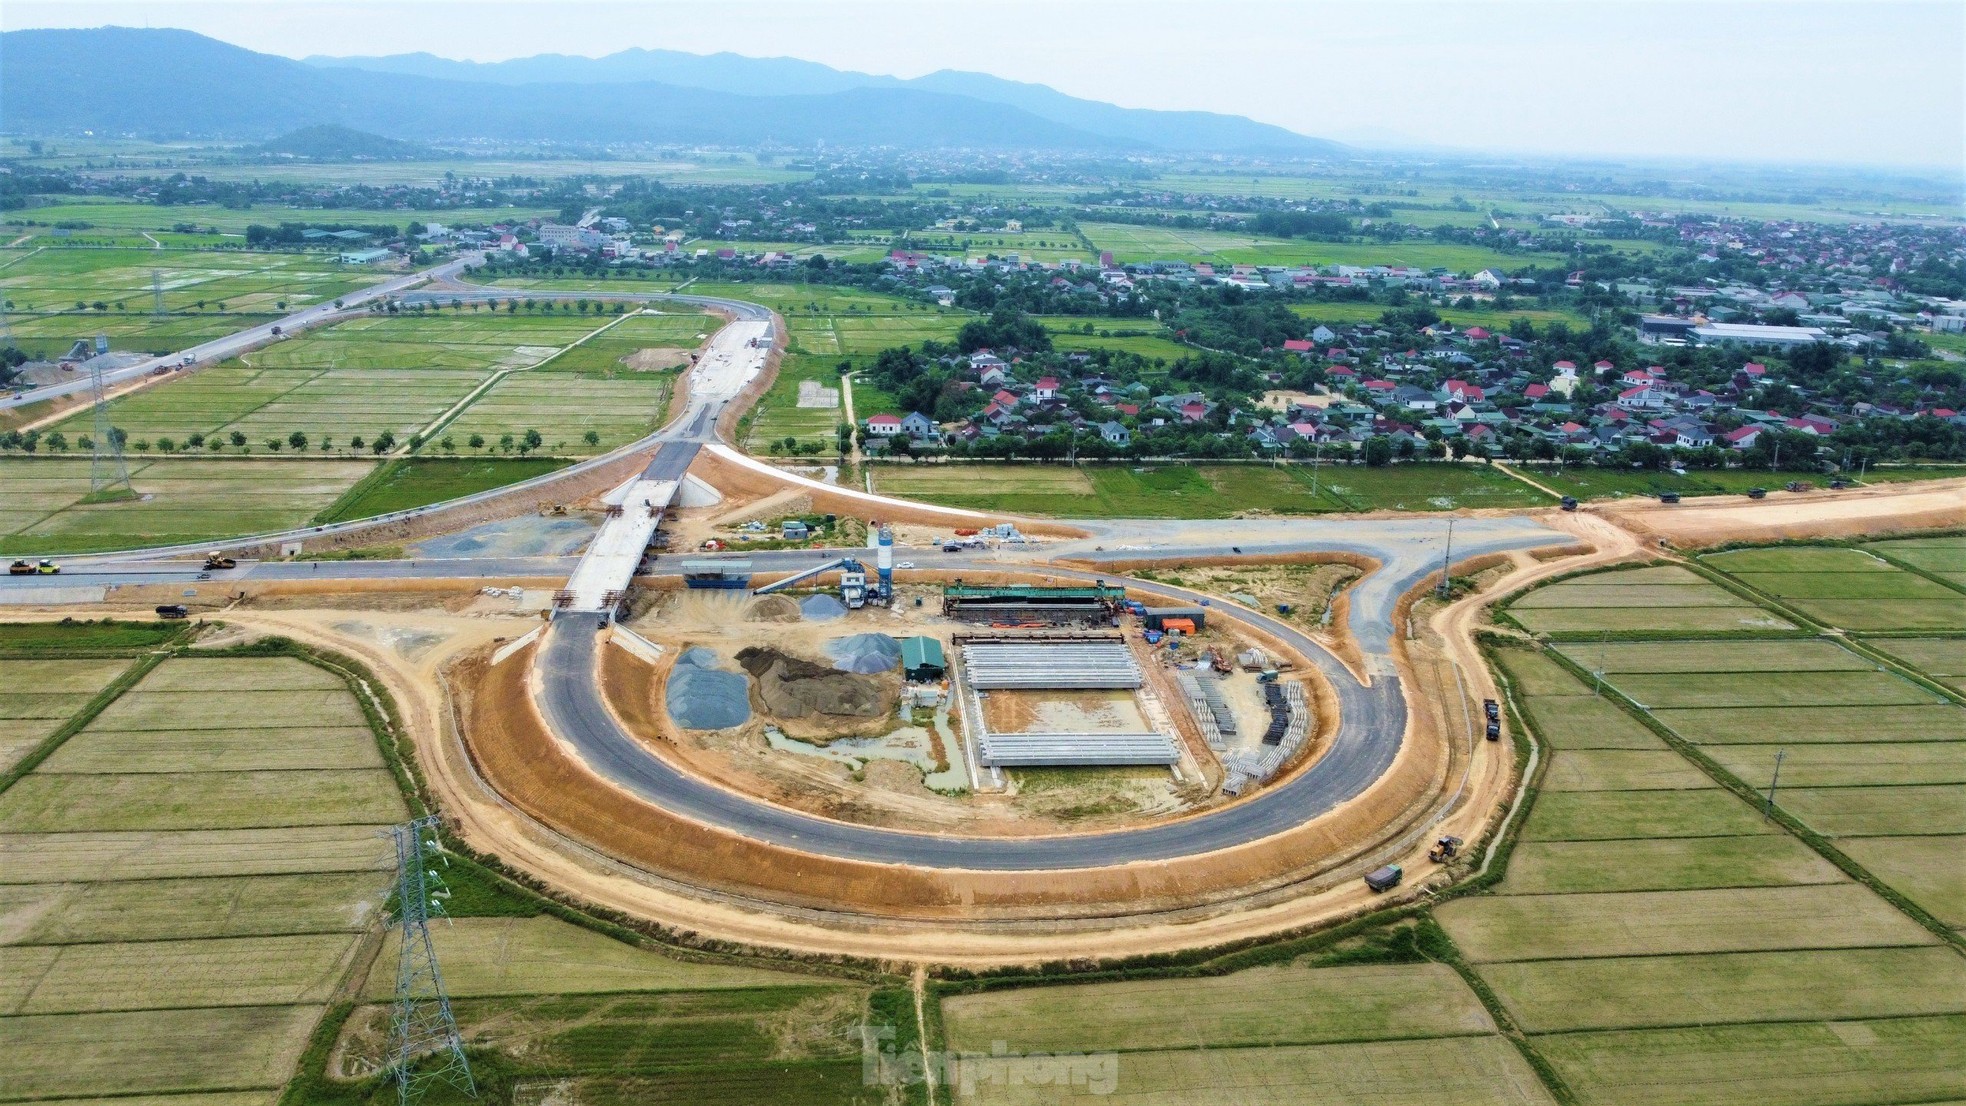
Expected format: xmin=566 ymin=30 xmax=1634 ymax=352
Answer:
xmin=666 ymin=648 xmax=751 ymax=730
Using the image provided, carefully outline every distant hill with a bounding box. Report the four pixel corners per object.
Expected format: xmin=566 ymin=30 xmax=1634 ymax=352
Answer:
xmin=305 ymin=47 xmax=1342 ymax=156
xmin=0 ymin=28 xmax=1126 ymax=151
xmin=252 ymin=125 xmax=437 ymax=160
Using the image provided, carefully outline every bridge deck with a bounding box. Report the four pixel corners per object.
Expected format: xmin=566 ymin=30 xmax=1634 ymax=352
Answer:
xmin=559 ymin=441 xmax=700 ymax=614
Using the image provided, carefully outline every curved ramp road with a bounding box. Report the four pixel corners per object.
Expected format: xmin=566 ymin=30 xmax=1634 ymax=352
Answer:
xmin=0 ymin=276 xmax=1573 ymax=876
xmin=527 ymin=520 xmax=1562 ymax=871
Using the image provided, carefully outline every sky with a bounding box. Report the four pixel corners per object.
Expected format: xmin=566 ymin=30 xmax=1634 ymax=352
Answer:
xmin=7 ymin=0 xmax=1964 ymax=169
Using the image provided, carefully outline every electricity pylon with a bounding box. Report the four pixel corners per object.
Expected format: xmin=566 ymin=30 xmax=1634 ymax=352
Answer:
xmin=385 ymin=815 xmax=475 ymax=1105
xmin=89 ymin=336 xmax=131 ymax=495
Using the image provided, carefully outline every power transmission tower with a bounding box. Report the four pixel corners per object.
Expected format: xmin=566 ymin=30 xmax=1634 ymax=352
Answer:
xmin=151 ymin=269 xmax=165 ymax=317
xmin=89 ymin=336 xmax=131 ymax=496
xmin=384 ymin=815 xmax=475 ymax=1106
xmin=1435 ymin=518 xmax=1456 ymax=600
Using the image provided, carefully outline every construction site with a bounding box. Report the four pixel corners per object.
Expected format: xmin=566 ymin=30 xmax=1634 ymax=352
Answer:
xmin=586 ymin=557 xmax=1330 ymax=835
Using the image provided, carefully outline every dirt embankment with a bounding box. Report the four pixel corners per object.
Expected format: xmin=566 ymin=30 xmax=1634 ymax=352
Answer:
xmin=1597 ymin=477 xmax=1966 ymax=549
xmin=688 ymin=449 xmax=1087 ymax=539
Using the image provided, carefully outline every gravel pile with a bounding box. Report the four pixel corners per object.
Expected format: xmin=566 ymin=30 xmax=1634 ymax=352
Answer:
xmin=800 ymin=594 xmax=848 ymax=621
xmin=666 ymin=648 xmax=751 ymax=730
xmin=826 ymin=633 xmax=902 ymax=674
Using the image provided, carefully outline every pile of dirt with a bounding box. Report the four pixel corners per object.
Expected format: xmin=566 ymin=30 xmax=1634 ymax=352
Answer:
xmin=665 ymin=648 xmax=751 ymax=730
xmin=800 ymin=594 xmax=847 ymax=621
xmin=826 ymin=633 xmax=901 ymax=674
xmin=736 ymin=646 xmax=888 ymax=719
xmin=746 ymin=595 xmax=802 ymax=623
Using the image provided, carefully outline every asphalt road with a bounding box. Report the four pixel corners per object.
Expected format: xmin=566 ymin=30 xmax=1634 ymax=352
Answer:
xmin=0 ymin=280 xmax=1571 ymax=874
xmin=2 ymin=256 xmax=475 ymax=411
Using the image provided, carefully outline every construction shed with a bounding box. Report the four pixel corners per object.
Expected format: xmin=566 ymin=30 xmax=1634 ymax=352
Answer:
xmin=1143 ymin=606 xmax=1208 ymax=632
xmin=901 ymin=636 xmax=946 ymax=682
xmin=680 ymin=559 xmax=753 ymax=590
xmin=942 ymin=582 xmax=1125 ymax=626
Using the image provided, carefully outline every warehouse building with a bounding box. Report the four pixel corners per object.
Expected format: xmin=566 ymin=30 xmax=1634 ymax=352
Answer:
xmin=941 ymin=582 xmax=1125 ymax=626
xmin=901 ymin=636 xmax=946 ymax=682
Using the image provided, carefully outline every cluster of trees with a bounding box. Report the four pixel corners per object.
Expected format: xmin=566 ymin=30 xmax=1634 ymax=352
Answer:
xmin=243 ymin=222 xmax=402 ymax=247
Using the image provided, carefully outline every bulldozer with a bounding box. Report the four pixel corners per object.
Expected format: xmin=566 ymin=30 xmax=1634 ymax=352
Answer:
xmin=202 ymin=552 xmax=237 ymax=571
xmin=1428 ymin=835 xmax=1464 ymax=864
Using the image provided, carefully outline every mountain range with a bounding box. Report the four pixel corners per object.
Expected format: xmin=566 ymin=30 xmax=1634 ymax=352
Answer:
xmin=2 ymin=27 xmax=1342 ymax=156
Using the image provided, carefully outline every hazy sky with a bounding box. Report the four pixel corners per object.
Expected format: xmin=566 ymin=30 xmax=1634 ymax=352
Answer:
xmin=8 ymin=0 xmax=1964 ymax=169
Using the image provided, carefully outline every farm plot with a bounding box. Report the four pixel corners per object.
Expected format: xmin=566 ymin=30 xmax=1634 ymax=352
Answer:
xmin=1868 ymin=534 xmax=1966 ymax=586
xmin=363 ymin=916 xmax=822 ymax=999
xmin=0 ymin=247 xmax=368 ymax=314
xmin=1652 ymin=703 xmax=1966 ymax=744
xmin=0 ymin=458 xmax=377 ymax=555
xmin=1704 ymin=545 xmax=1966 ymax=631
xmin=0 ymin=826 xmax=394 ymax=883
xmin=1605 ymin=669 xmax=1936 ymax=709
xmin=1837 ymin=837 xmax=1966 ymax=927
xmin=51 ymin=365 xmax=491 ymax=445
xmin=1533 ymin=1015 xmax=1966 ymax=1106
xmin=745 ymin=354 xmax=847 ymax=451
xmin=0 ymin=1006 xmax=321 ymax=1101
xmin=1867 ymin=636 xmax=1966 ymax=692
xmin=1450 ymin=621 xmax=1966 ymax=1106
xmin=946 ymin=1035 xmax=1555 ymax=1106
xmin=1772 ymin=785 xmax=1966 ymax=838
xmin=1520 ymin=788 xmax=1776 ymax=841
xmin=1498 ymin=836 xmax=1844 ymax=896
xmin=0 ymin=650 xmax=403 ymax=1103
xmin=1555 ymin=638 xmax=1871 ymax=674
xmin=1505 ymin=566 xmax=1790 ymax=635
xmin=419 ymin=988 xmax=879 ymax=1105
xmin=2 ymin=870 xmax=387 ymax=942
xmin=0 ymin=768 xmax=405 ymax=831
xmin=6 ymin=932 xmax=359 ymax=1013
xmin=941 ymin=963 xmax=1494 ymax=1055
xmin=1 ymin=310 xmax=283 ymax=362
xmin=0 ymin=657 xmax=134 ymax=772
xmin=1532 ymin=466 xmax=1806 ymax=502
xmin=1437 ymin=883 xmax=1935 ymax=961
xmin=441 ymin=371 xmax=673 ymax=454
xmin=1704 ymin=742 xmax=1966 ymax=788
xmin=1480 ymin=946 xmax=1966 ymax=1032
xmin=1540 ymin=749 xmax=1714 ymax=791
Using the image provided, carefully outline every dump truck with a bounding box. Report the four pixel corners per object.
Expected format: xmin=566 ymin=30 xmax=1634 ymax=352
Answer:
xmin=1560 ymin=496 xmax=1579 ymax=511
xmin=1485 ymin=718 xmax=1502 ymax=741
xmin=1747 ymin=487 xmax=1767 ymax=499
xmin=1483 ymin=698 xmax=1500 ymax=722
xmin=154 ymin=604 xmax=189 ymax=620
xmin=202 ymin=552 xmax=237 ymax=571
xmin=1830 ymin=478 xmax=1849 ymax=490
xmin=1365 ymin=865 xmax=1403 ymax=893
xmin=1786 ymin=481 xmax=1808 ymax=492
xmin=1658 ymin=492 xmax=1681 ymax=504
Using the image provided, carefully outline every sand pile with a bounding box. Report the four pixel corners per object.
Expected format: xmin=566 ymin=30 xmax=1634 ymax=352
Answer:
xmin=736 ymin=646 xmax=887 ymax=719
xmin=746 ymin=595 xmax=802 ymax=623
xmin=665 ymin=647 xmax=752 ymax=730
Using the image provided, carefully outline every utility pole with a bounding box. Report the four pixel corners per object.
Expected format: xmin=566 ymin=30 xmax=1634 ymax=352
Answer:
xmin=152 ymin=269 xmax=165 ymax=317
xmin=385 ymin=815 xmax=475 ymax=1106
xmin=1311 ymin=440 xmax=1322 ymax=501
xmin=1436 ymin=518 xmax=1456 ymax=600
xmin=1764 ymin=749 xmax=1787 ymax=820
